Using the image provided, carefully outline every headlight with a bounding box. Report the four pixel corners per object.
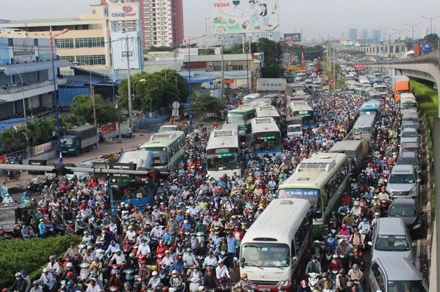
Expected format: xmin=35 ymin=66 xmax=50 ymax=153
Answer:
xmin=410 ymin=187 xmax=418 ymax=196
xmin=278 ymin=280 xmax=291 ymax=287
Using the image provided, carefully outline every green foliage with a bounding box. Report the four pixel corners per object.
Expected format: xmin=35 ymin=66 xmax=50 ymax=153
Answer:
xmin=410 ymin=79 xmax=438 ymax=137
xmin=70 ymin=94 xmax=119 ymax=126
xmin=192 ymin=93 xmax=224 ymax=119
xmin=423 ymin=33 xmax=439 ymax=49
xmin=0 ymin=234 xmax=81 ymax=288
xmin=145 ymin=45 xmax=178 ymax=53
xmin=256 ymin=38 xmax=284 ymax=78
xmin=117 ymin=70 xmax=188 ymax=112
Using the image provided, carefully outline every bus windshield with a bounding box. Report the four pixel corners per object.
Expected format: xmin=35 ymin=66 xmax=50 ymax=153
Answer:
xmin=241 ymin=243 xmax=290 ymax=267
xmin=206 ymin=148 xmax=240 ymax=170
xmin=142 ymin=147 xmax=168 ymax=166
xmin=353 ymin=127 xmax=372 ymax=135
xmin=253 ymin=132 xmax=281 ymax=151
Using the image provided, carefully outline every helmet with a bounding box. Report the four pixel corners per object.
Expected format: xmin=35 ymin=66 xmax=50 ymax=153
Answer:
xmin=67 ymin=271 xmax=74 ymax=278
xmin=213 ymin=215 xmax=218 ymax=220
xmin=341 ymin=224 xmax=346 ymax=228
xmin=241 ymin=273 xmax=248 ymax=278
xmin=328 ymin=233 xmax=333 ymax=238
xmin=162 ymin=287 xmax=169 ymax=292
xmin=66 ymin=263 xmax=73 ymax=269
xmin=332 ymin=254 xmax=339 ymax=259
xmin=172 ymin=270 xmax=178 ymax=275
xmin=352 ymin=264 xmax=359 ymax=270
xmin=300 ymin=280 xmax=307 ymax=287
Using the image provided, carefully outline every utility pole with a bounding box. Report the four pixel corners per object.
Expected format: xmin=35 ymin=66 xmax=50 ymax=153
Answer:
xmin=123 ymin=35 xmax=133 ymax=136
xmin=220 ymin=39 xmax=225 ymax=102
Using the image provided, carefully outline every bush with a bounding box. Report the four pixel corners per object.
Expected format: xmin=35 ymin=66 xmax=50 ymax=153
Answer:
xmin=0 ymin=234 xmax=80 ymax=288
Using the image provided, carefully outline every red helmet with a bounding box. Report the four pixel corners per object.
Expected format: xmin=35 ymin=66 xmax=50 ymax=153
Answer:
xmin=300 ymin=280 xmax=307 ymax=287
xmin=67 ymin=271 xmax=74 ymax=278
xmin=213 ymin=216 xmax=218 ymax=220
xmin=162 ymin=287 xmax=169 ymax=292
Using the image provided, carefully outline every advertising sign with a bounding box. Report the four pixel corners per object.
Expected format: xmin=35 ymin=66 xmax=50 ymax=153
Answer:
xmin=13 ymin=38 xmax=36 ymax=63
xmin=111 ymin=31 xmax=142 ymax=70
xmin=256 ymin=78 xmax=286 ymax=92
xmin=108 ymin=2 xmax=140 ymax=20
xmin=100 ymin=123 xmax=117 ymax=135
xmin=34 ymin=142 xmax=53 ymax=156
xmin=284 ymin=33 xmax=301 ymax=42
xmin=211 ymin=0 xmax=279 ymax=35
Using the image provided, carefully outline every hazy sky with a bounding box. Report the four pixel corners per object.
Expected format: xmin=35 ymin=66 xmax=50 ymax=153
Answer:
xmin=1 ymin=0 xmax=439 ymax=40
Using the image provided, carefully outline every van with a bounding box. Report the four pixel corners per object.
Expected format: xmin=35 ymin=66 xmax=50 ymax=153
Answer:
xmin=385 ymin=164 xmax=420 ymax=198
xmin=369 ymin=257 xmax=428 ymax=292
xmin=400 ymin=93 xmax=417 ymax=110
xmin=328 ymin=140 xmax=365 ymax=175
xmin=368 ymin=217 xmax=415 ymax=262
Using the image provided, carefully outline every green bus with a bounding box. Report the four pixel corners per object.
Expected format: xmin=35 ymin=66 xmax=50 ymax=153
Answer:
xmin=278 ymin=152 xmax=350 ymax=237
xmin=227 ymin=103 xmax=258 ymax=133
xmin=139 ymin=131 xmax=187 ymax=170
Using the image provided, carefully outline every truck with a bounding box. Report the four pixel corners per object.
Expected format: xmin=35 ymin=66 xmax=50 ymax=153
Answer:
xmin=413 ymin=43 xmax=433 ymax=57
xmin=393 ymin=75 xmax=410 ymax=101
xmin=60 ymin=124 xmax=99 ymax=156
xmin=329 ymin=139 xmax=366 ymax=175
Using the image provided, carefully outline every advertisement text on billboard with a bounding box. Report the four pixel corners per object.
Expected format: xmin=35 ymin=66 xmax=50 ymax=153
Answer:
xmin=284 ymin=33 xmax=301 ymax=42
xmin=211 ymin=0 xmax=279 ymax=35
xmin=108 ymin=3 xmax=140 ymax=20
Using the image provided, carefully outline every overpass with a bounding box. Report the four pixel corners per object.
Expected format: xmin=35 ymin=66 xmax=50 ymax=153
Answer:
xmin=364 ymin=51 xmax=440 ymax=292
xmin=353 ymin=41 xmax=408 ymax=57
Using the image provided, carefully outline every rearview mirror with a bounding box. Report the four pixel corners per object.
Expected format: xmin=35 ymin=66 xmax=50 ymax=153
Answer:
xmin=240 ymin=257 xmax=245 ymax=268
xmin=417 ymin=179 xmax=421 ymax=183
xmin=411 ymin=242 xmax=417 ymax=247
xmin=367 ymin=241 xmax=373 ymax=246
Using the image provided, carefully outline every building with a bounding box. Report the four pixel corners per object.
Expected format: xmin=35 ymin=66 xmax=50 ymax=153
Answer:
xmin=141 ymin=0 xmax=184 ymax=48
xmin=372 ymin=29 xmax=382 ymax=43
xmin=0 ymin=5 xmax=110 ymax=74
xmin=360 ymin=29 xmax=368 ymax=41
xmin=348 ymin=28 xmax=358 ymax=41
xmin=0 ymin=37 xmax=71 ymax=119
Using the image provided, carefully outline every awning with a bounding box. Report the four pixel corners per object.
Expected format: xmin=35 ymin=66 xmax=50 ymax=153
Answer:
xmin=0 ymin=60 xmax=72 ymax=75
xmin=70 ymin=66 xmax=109 ymax=79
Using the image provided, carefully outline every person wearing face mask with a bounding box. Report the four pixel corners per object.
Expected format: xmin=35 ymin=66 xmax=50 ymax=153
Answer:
xmin=29 ymin=280 xmax=43 ymax=292
xmin=305 ymin=255 xmax=322 ymax=276
xmin=9 ymin=272 xmax=27 ymax=292
xmin=296 ymin=280 xmax=312 ymax=292
xmin=105 ymin=240 xmax=120 ymax=256
xmin=237 ymin=273 xmax=255 ymax=291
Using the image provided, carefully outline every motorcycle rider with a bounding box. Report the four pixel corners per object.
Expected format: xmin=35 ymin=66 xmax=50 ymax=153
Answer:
xmin=169 ymin=270 xmax=185 ymax=292
xmin=316 ymin=273 xmax=334 ymax=291
xmin=347 ymin=264 xmax=364 ymax=286
xmin=305 ymin=255 xmax=322 ymax=276
xmin=215 ymin=259 xmax=230 ymax=281
xmin=9 ymin=272 xmax=27 ymax=292
xmin=146 ymin=271 xmax=162 ymax=292
xmin=296 ymin=280 xmax=312 ymax=292
xmin=202 ymin=267 xmax=220 ymax=291
xmin=105 ymin=240 xmax=121 ymax=256
xmin=183 ymin=248 xmax=199 ymax=268
xmin=202 ymin=251 xmax=218 ymax=269
xmin=237 ymin=273 xmax=255 ymax=291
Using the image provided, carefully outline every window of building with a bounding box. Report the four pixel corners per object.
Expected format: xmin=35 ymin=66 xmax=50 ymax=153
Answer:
xmin=232 ymin=65 xmax=244 ymax=71
xmin=75 ymin=37 xmax=105 ymax=48
xmin=76 ymin=55 xmax=106 ymax=65
xmin=55 ymin=38 xmax=74 ymax=49
xmin=59 ymin=56 xmax=75 ymax=63
xmin=213 ymin=65 xmax=221 ymax=71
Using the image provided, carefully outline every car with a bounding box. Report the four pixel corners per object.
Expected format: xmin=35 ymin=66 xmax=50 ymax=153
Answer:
xmin=397 ymin=151 xmax=420 ymax=173
xmin=400 ymin=142 xmax=420 ymax=158
xmin=400 ymin=121 xmax=418 ymax=133
xmin=385 ymin=164 xmax=420 ymax=199
xmin=387 ymin=198 xmax=425 ymax=238
xmin=400 ymin=127 xmax=419 ymax=146
xmin=368 ymin=257 xmax=428 ymax=292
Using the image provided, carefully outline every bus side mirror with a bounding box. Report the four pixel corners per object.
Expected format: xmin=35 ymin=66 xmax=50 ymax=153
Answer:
xmin=240 ymin=258 xmax=245 ymax=268
xmin=292 ymin=257 xmax=298 ymax=265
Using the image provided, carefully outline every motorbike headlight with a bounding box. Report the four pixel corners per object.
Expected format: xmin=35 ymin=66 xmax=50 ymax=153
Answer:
xmin=278 ymin=280 xmax=291 ymax=287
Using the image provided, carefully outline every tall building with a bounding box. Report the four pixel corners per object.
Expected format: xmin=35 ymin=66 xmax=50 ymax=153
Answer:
xmin=141 ymin=0 xmax=184 ymax=48
xmin=348 ymin=28 xmax=358 ymax=41
xmin=361 ymin=29 xmax=368 ymax=41
xmin=372 ymin=29 xmax=382 ymax=43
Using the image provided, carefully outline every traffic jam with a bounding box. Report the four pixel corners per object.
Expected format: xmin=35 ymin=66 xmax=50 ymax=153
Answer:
xmin=5 ymin=63 xmax=429 ymax=292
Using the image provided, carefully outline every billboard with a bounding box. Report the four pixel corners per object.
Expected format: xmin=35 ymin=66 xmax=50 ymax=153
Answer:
xmin=211 ymin=0 xmax=279 ymax=35
xmin=0 ymin=39 xmax=10 ymax=65
xmin=13 ymin=38 xmax=36 ymax=63
xmin=256 ymin=78 xmax=286 ymax=92
xmin=111 ymin=31 xmax=142 ymax=70
xmin=284 ymin=33 xmax=301 ymax=42
xmin=108 ymin=2 xmax=140 ymax=21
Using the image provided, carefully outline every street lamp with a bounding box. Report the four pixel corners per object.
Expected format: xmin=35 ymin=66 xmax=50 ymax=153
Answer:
xmin=186 ymin=34 xmax=205 ymax=129
xmin=50 ymin=28 xmax=69 ymax=163
xmin=73 ymin=61 xmax=96 ymax=128
xmin=404 ymin=22 xmax=422 ymax=40
xmin=421 ymin=15 xmax=440 ymax=35
xmin=0 ymin=67 xmax=28 ymax=153
xmin=132 ymin=78 xmax=146 ymax=112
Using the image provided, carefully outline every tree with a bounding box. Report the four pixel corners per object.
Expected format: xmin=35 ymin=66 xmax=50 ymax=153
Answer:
xmin=0 ymin=126 xmax=25 ymax=152
xmin=26 ymin=118 xmax=54 ymax=146
xmin=192 ymin=93 xmax=224 ymax=119
xmin=256 ymin=38 xmax=284 ymax=78
xmin=117 ymin=70 xmax=188 ymax=112
xmin=423 ymin=33 xmax=439 ymax=49
xmin=70 ymin=94 xmax=118 ymax=126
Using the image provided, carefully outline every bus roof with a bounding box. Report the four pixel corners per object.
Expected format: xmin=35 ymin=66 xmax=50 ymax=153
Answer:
xmin=256 ymin=105 xmax=280 ymax=118
xmin=140 ymin=131 xmax=185 ymax=148
xmin=251 ymin=117 xmax=280 ymax=134
xmin=353 ymin=112 xmax=377 ymax=128
xmin=288 ymin=101 xmax=313 ymax=112
xmin=206 ymin=129 xmax=239 ymax=150
xmin=242 ymin=198 xmax=311 ymax=244
xmin=280 ymin=152 xmax=348 ymax=188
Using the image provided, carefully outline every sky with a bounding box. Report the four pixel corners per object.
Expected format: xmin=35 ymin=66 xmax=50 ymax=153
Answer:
xmin=1 ymin=0 xmax=439 ymax=40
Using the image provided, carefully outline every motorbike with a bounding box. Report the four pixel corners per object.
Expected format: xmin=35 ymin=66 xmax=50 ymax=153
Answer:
xmin=188 ymin=277 xmax=201 ymax=292
xmin=218 ymin=278 xmax=230 ymax=292
xmin=307 ymin=272 xmax=320 ymax=290
xmin=79 ymin=262 xmax=91 ymax=281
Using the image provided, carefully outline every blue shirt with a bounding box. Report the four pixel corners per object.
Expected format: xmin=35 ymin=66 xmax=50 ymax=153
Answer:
xmin=38 ymin=222 xmax=46 ymax=234
xmin=227 ymin=236 xmax=237 ymax=253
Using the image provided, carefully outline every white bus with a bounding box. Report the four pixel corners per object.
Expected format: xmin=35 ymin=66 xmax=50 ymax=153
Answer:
xmin=255 ymin=105 xmax=280 ymax=124
xmin=242 ymin=93 xmax=261 ymax=104
xmin=139 ymin=131 xmax=186 ymax=170
xmin=206 ymin=129 xmax=241 ymax=179
xmin=278 ymin=152 xmax=350 ymax=237
xmin=240 ymin=198 xmax=313 ymax=291
xmin=286 ymin=100 xmax=315 ymax=129
xmin=250 ymin=117 xmax=282 ymax=156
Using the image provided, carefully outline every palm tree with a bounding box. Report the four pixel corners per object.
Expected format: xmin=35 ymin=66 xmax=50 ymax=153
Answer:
xmin=0 ymin=127 xmax=24 ymax=152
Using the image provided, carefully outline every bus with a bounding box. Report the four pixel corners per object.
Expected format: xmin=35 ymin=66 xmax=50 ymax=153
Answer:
xmin=227 ymin=104 xmax=258 ymax=133
xmin=359 ymin=99 xmax=381 ymax=114
xmin=286 ymin=101 xmax=315 ymax=129
xmin=251 ymin=117 xmax=282 ymax=156
xmin=139 ymin=131 xmax=186 ymax=170
xmin=240 ymin=198 xmax=313 ymax=291
xmin=255 ymin=105 xmax=281 ymax=124
xmin=278 ymin=152 xmax=350 ymax=237
xmin=222 ymin=123 xmax=246 ymax=142
xmin=352 ymin=111 xmax=377 ymax=144
xmin=242 ymin=93 xmax=261 ymax=104
xmin=206 ymin=129 xmax=241 ymax=179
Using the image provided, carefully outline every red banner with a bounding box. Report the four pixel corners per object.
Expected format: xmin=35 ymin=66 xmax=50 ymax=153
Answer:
xmin=0 ymin=155 xmax=5 ymax=164
xmin=100 ymin=123 xmax=117 ymax=135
